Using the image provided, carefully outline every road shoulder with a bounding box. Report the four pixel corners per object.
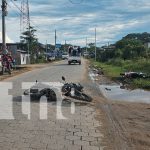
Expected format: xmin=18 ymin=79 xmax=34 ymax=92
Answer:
xmin=0 ymin=61 xmax=62 ymax=81
xmin=87 ymin=62 xmax=150 ymax=150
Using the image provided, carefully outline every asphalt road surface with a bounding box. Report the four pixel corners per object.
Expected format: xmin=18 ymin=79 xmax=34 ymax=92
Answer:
xmin=0 ymin=59 xmax=103 ymax=150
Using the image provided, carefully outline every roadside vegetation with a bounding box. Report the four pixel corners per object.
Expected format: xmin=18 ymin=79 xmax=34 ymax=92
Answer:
xmin=90 ymin=32 xmax=150 ymax=89
xmin=92 ymin=59 xmax=150 ymax=89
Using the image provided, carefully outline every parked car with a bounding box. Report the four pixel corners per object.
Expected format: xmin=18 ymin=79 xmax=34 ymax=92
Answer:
xmin=62 ymin=52 xmax=69 ymax=59
xmin=48 ymin=56 xmax=55 ymax=61
xmin=83 ymin=52 xmax=89 ymax=58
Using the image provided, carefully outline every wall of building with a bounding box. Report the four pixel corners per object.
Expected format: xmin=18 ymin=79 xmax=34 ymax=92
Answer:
xmin=20 ymin=53 xmax=29 ymax=65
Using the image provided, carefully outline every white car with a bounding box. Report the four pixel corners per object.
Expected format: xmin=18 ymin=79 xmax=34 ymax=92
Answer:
xmin=83 ymin=52 xmax=89 ymax=58
xmin=48 ymin=56 xmax=55 ymax=61
xmin=62 ymin=52 xmax=69 ymax=59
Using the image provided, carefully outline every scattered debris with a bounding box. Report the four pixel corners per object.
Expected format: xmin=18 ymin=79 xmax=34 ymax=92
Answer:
xmin=105 ymin=88 xmax=111 ymax=91
xmin=120 ymin=72 xmax=149 ymax=79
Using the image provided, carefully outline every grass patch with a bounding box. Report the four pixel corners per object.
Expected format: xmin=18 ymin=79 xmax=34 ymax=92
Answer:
xmin=133 ymin=79 xmax=150 ymax=89
xmin=92 ymin=60 xmax=124 ymax=77
xmin=124 ymin=59 xmax=150 ymax=74
xmin=91 ymin=58 xmax=150 ymax=89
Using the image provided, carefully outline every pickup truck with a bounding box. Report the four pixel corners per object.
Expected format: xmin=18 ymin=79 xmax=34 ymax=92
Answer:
xmin=68 ymin=50 xmax=81 ymax=65
xmin=62 ymin=52 xmax=69 ymax=60
xmin=68 ymin=55 xmax=81 ymax=65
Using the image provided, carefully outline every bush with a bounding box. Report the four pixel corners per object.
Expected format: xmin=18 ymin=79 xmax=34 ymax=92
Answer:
xmin=107 ymin=59 xmax=125 ymax=67
xmin=133 ymin=79 xmax=150 ymax=89
xmin=124 ymin=58 xmax=150 ymax=73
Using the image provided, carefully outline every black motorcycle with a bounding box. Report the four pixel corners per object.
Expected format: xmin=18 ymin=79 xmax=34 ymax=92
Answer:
xmin=24 ymin=81 xmax=57 ymax=101
xmin=23 ymin=77 xmax=92 ymax=102
xmin=61 ymin=76 xmax=92 ymax=102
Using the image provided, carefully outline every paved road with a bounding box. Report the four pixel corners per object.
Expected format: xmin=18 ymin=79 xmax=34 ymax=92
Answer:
xmin=0 ymin=59 xmax=102 ymax=150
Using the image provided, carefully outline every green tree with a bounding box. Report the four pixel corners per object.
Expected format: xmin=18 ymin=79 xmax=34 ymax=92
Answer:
xmin=20 ymin=26 xmax=38 ymax=55
xmin=88 ymin=43 xmax=95 ymax=52
xmin=20 ymin=26 xmax=39 ymax=63
xmin=115 ymin=38 xmax=145 ymax=59
xmin=122 ymin=45 xmax=133 ymax=60
xmin=123 ymin=32 xmax=150 ymax=44
xmin=114 ymin=48 xmax=122 ymax=58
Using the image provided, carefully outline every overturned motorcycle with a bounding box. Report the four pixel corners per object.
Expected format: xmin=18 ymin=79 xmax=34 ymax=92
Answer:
xmin=23 ymin=81 xmax=57 ymax=101
xmin=23 ymin=77 xmax=92 ymax=102
xmin=61 ymin=76 xmax=92 ymax=102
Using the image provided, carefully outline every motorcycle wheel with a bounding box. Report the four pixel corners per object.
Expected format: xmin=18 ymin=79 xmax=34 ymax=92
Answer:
xmin=61 ymin=84 xmax=71 ymax=96
xmin=41 ymin=88 xmax=57 ymax=101
xmin=8 ymin=64 xmax=11 ymax=75
xmin=1 ymin=67 xmax=5 ymax=75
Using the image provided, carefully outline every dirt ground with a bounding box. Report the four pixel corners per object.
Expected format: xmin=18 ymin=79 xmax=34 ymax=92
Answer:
xmin=83 ymin=61 xmax=150 ymax=150
xmin=88 ymin=70 xmax=150 ymax=150
xmin=0 ymin=62 xmax=56 ymax=81
xmin=106 ymin=101 xmax=150 ymax=150
xmin=0 ymin=67 xmax=31 ymax=81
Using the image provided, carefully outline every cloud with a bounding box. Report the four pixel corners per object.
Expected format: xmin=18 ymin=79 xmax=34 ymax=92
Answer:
xmin=1 ymin=0 xmax=150 ymax=46
xmin=0 ymin=32 xmax=14 ymax=43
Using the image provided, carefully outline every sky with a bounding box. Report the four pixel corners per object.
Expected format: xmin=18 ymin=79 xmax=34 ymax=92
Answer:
xmin=0 ymin=0 xmax=150 ymax=47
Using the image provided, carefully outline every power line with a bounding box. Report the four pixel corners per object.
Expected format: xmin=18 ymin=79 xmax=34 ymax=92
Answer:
xmin=9 ymin=0 xmax=48 ymax=34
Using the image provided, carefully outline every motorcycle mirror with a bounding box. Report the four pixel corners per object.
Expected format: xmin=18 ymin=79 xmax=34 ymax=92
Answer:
xmin=62 ymin=76 xmax=65 ymax=81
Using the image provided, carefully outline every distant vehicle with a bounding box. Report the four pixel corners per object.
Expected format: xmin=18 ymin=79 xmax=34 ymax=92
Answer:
xmin=48 ymin=56 xmax=55 ymax=61
xmin=68 ymin=48 xmax=81 ymax=65
xmin=83 ymin=52 xmax=89 ymax=58
xmin=62 ymin=52 xmax=69 ymax=59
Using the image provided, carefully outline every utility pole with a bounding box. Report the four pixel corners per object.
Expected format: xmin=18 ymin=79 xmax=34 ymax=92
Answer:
xmin=46 ymin=40 xmax=48 ymax=61
xmin=64 ymin=40 xmax=66 ymax=51
xmin=86 ymin=37 xmax=87 ymax=53
xmin=108 ymin=42 xmax=109 ymax=47
xmin=95 ymin=28 xmax=97 ymax=61
xmin=27 ymin=0 xmax=30 ymax=28
xmin=1 ymin=0 xmax=7 ymax=54
xmin=55 ymin=29 xmax=57 ymax=50
xmin=27 ymin=0 xmax=30 ymax=64
xmin=46 ymin=40 xmax=48 ymax=53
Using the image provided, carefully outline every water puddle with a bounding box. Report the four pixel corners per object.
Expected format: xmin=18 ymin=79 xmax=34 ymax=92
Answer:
xmin=99 ymin=84 xmax=150 ymax=103
xmin=89 ymin=69 xmax=150 ymax=104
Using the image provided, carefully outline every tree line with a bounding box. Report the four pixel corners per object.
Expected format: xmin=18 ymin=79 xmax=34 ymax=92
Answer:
xmin=96 ymin=32 xmax=150 ymax=62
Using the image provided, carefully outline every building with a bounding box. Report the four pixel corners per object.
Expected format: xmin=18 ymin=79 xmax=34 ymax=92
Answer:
xmin=101 ymin=44 xmax=116 ymax=51
xmin=144 ymin=42 xmax=150 ymax=49
xmin=15 ymin=50 xmax=29 ymax=65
